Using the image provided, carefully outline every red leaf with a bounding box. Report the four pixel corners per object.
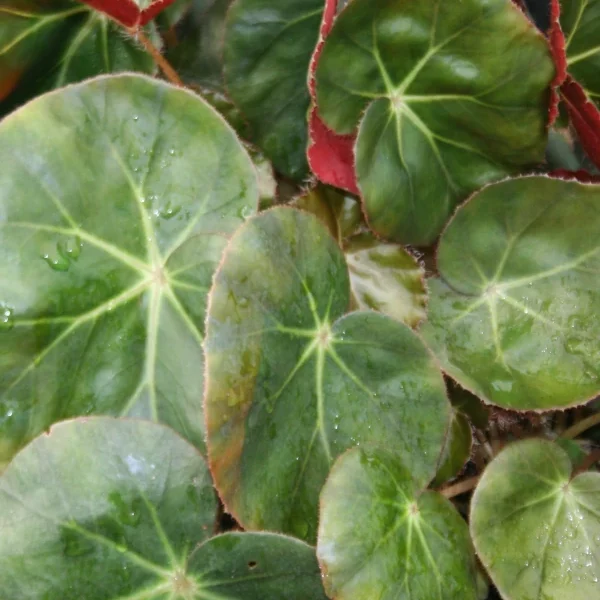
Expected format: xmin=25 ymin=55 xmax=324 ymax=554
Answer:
xmin=561 ymin=76 xmax=600 ymax=169
xmin=308 ymin=109 xmax=359 ymax=195
xmin=307 ymin=0 xmax=358 ymax=194
xmin=548 ymin=169 xmax=600 ymax=183
xmin=547 ymin=0 xmax=567 ymax=125
xmin=80 ymin=0 xmax=177 ymax=28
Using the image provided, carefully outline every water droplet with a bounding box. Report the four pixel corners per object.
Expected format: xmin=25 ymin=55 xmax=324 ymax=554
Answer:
xmin=157 ymin=201 xmax=181 ymax=220
xmin=109 ymin=492 xmax=142 ymax=527
xmin=238 ymin=205 xmax=253 ymax=220
xmin=132 ymin=115 xmax=139 ymax=122
xmin=0 ymin=305 xmax=14 ymax=331
xmin=41 ymin=252 xmax=70 ymax=272
xmin=168 ymin=148 xmax=176 ymax=156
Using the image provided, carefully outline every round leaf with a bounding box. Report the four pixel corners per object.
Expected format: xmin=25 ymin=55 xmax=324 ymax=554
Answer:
xmin=0 ymin=2 xmax=158 ymax=116
xmin=421 ymin=176 xmax=600 ymax=410
xmin=315 ymin=0 xmax=555 ymax=244
xmin=561 ymin=0 xmax=600 ymax=107
xmin=345 ymin=233 xmax=427 ymax=328
xmin=471 ymin=439 xmax=600 ymax=600
xmin=0 ymin=74 xmax=258 ymax=467
xmin=224 ymin=0 xmax=324 ymax=178
xmin=318 ymin=446 xmax=479 ymax=600
xmin=0 ymin=417 xmax=218 ymax=598
xmin=205 ymin=207 xmax=450 ymax=542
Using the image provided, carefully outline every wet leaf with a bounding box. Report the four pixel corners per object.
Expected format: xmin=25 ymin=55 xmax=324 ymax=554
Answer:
xmin=223 ymin=0 xmax=323 ymax=178
xmin=0 ymin=1 xmax=159 ymax=116
xmin=0 ymin=417 xmax=327 ymax=599
xmin=0 ymin=74 xmax=258 ymax=467
xmin=205 ymin=207 xmax=450 ymax=542
xmin=471 ymin=438 xmax=600 ymax=600
xmin=315 ymin=0 xmax=555 ymax=244
xmin=422 ymin=176 xmax=600 ymax=410
xmin=318 ymin=445 xmax=479 ymax=599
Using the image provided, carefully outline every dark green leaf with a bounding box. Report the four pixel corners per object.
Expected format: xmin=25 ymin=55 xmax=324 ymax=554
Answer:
xmin=433 ymin=408 xmax=472 ymax=486
xmin=315 ymin=0 xmax=555 ymax=244
xmin=205 ymin=207 xmax=450 ymax=542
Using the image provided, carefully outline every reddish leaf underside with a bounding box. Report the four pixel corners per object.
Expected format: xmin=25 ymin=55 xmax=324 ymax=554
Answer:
xmin=307 ymin=0 xmax=358 ymax=194
xmin=547 ymin=0 xmax=567 ymax=125
xmin=548 ymin=169 xmax=600 ymax=183
xmin=80 ymin=0 xmax=176 ymax=28
xmin=561 ymin=76 xmax=600 ymax=170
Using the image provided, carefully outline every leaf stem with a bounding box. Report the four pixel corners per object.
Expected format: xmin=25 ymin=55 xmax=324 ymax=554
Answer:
xmin=136 ymin=30 xmax=183 ymax=87
xmin=438 ymin=475 xmax=480 ymax=499
xmin=562 ymin=412 xmax=600 ymax=440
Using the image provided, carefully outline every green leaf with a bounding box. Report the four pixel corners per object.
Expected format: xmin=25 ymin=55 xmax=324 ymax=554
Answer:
xmin=471 ymin=438 xmax=600 ymax=600
xmin=0 ymin=74 xmax=258 ymax=467
xmin=0 ymin=417 xmax=328 ymax=599
xmin=315 ymin=0 xmax=555 ymax=244
xmin=434 ymin=408 xmax=472 ymax=486
xmin=205 ymin=207 xmax=450 ymax=542
xmin=317 ymin=445 xmax=479 ymax=600
xmin=421 ymin=176 xmax=600 ymax=410
xmin=561 ymin=0 xmax=600 ymax=107
xmin=0 ymin=2 xmax=158 ymax=116
xmin=223 ymin=0 xmax=324 ymax=179
xmin=345 ymin=233 xmax=427 ymax=328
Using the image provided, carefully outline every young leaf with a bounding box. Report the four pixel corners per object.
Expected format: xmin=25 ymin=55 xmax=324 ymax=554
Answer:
xmin=433 ymin=408 xmax=473 ymax=486
xmin=561 ymin=0 xmax=600 ymax=108
xmin=345 ymin=233 xmax=427 ymax=328
xmin=0 ymin=417 xmax=218 ymax=598
xmin=318 ymin=446 xmax=479 ymax=599
xmin=422 ymin=176 xmax=600 ymax=411
xmin=0 ymin=1 xmax=158 ymax=116
xmin=223 ymin=0 xmax=324 ymax=179
xmin=471 ymin=439 xmax=600 ymax=600
xmin=205 ymin=207 xmax=451 ymax=542
xmin=80 ymin=0 xmax=178 ymax=28
xmin=0 ymin=74 xmax=258 ymax=467
xmin=315 ymin=0 xmax=555 ymax=245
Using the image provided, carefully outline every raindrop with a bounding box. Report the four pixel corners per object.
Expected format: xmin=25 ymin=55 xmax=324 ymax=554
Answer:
xmin=108 ymin=492 xmax=142 ymax=527
xmin=132 ymin=115 xmax=139 ymax=122
xmin=238 ymin=205 xmax=253 ymax=220
xmin=158 ymin=201 xmax=182 ymax=220
xmin=0 ymin=305 xmax=14 ymax=331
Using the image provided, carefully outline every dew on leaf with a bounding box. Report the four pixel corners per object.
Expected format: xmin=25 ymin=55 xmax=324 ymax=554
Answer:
xmin=0 ymin=306 xmax=14 ymax=331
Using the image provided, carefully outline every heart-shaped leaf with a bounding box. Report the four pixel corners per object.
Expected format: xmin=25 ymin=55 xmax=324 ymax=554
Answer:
xmin=223 ymin=0 xmax=324 ymax=179
xmin=205 ymin=207 xmax=451 ymax=542
xmin=561 ymin=0 xmax=600 ymax=107
xmin=345 ymin=233 xmax=427 ymax=328
xmin=0 ymin=417 xmax=328 ymax=599
xmin=315 ymin=0 xmax=555 ymax=245
xmin=0 ymin=74 xmax=258 ymax=467
xmin=0 ymin=1 xmax=159 ymax=116
xmin=81 ymin=0 xmax=177 ymax=28
xmin=318 ymin=445 xmax=479 ymax=600
xmin=421 ymin=176 xmax=600 ymax=410
xmin=471 ymin=438 xmax=600 ymax=600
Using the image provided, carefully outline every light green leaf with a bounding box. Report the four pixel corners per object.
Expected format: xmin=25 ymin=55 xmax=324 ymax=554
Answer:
xmin=224 ymin=0 xmax=324 ymax=178
xmin=318 ymin=445 xmax=479 ymax=600
xmin=471 ymin=438 xmax=600 ymax=600
xmin=421 ymin=176 xmax=600 ymax=410
xmin=315 ymin=0 xmax=555 ymax=244
xmin=0 ymin=1 xmax=158 ymax=116
xmin=205 ymin=207 xmax=450 ymax=542
xmin=345 ymin=232 xmax=427 ymax=328
xmin=0 ymin=417 xmax=328 ymax=599
xmin=0 ymin=74 xmax=258 ymax=467
xmin=562 ymin=0 xmax=600 ymax=107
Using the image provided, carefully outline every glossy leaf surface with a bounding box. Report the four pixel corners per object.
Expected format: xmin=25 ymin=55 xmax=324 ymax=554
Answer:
xmin=471 ymin=439 xmax=600 ymax=600
xmin=561 ymin=0 xmax=600 ymax=106
xmin=224 ymin=0 xmax=323 ymax=178
xmin=0 ymin=74 xmax=258 ymax=467
xmin=345 ymin=233 xmax=427 ymax=328
xmin=422 ymin=176 xmax=600 ymax=410
xmin=315 ymin=0 xmax=555 ymax=244
xmin=205 ymin=207 xmax=450 ymax=542
xmin=318 ymin=446 xmax=479 ymax=600
xmin=0 ymin=418 xmax=327 ymax=599
xmin=0 ymin=1 xmax=158 ymax=116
